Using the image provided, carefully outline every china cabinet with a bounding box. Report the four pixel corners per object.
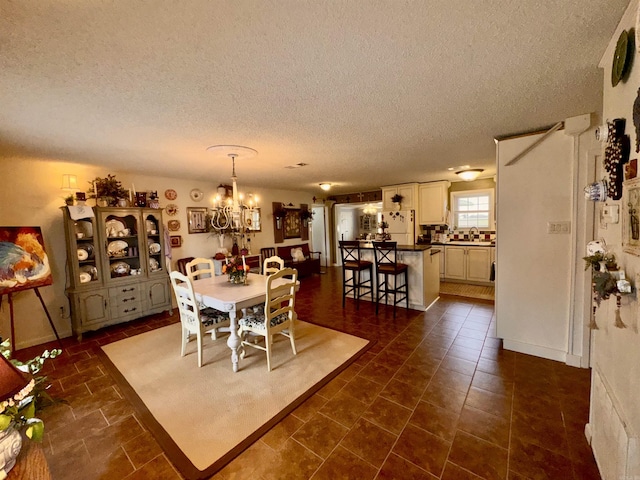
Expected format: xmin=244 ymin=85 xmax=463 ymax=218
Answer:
xmin=62 ymin=207 xmax=172 ymax=339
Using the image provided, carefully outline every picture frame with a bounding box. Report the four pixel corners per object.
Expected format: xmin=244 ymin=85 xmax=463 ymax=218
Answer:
xmin=0 ymin=226 xmax=53 ymax=295
xmin=622 ymin=177 xmax=640 ymax=256
xmin=187 ymin=207 xmax=209 ymax=234
xmin=169 ymin=235 xmax=182 ymax=248
xmin=284 ymin=208 xmax=301 ymax=239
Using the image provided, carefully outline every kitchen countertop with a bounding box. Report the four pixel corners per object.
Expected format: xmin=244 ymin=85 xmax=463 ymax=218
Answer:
xmin=358 ymin=243 xmax=433 ymax=251
xmin=432 ymin=241 xmax=495 ymax=247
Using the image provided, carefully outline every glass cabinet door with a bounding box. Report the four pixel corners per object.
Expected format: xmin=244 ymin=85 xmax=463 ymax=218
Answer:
xmin=100 ymin=209 xmax=143 ymax=282
xmin=143 ymin=210 xmax=165 ymax=275
xmin=69 ymin=213 xmax=101 ymax=287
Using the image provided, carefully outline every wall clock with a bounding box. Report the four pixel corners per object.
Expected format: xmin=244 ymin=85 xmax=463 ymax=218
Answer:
xmin=167 ymin=220 xmax=181 ymax=231
xmin=190 ymin=188 xmax=204 ymax=202
xmin=164 ymin=189 xmax=177 ymax=201
xmin=165 ymin=204 xmax=179 ymax=216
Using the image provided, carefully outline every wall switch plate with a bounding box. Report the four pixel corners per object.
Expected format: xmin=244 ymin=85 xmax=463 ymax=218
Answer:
xmin=547 ymin=221 xmax=571 ymax=234
xmin=602 ymin=205 xmax=620 ymax=224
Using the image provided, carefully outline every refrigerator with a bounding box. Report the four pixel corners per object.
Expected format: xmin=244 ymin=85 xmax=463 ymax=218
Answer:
xmin=385 ymin=210 xmax=415 ymax=245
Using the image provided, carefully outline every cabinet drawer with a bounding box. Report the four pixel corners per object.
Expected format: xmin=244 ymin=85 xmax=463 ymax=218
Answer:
xmin=109 ymin=284 xmax=142 ymax=298
xmin=110 ymin=298 xmax=142 ymax=319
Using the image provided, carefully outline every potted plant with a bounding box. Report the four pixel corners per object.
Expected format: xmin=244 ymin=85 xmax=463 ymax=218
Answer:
xmin=300 ymin=210 xmax=314 ymax=227
xmin=63 ymin=194 xmax=74 ymax=206
xmin=0 ymin=340 xmax=61 ymax=474
xmin=274 ymin=208 xmax=287 ymax=230
xmin=88 ymin=175 xmax=127 ymax=207
xmin=391 ymin=193 xmax=403 ymax=210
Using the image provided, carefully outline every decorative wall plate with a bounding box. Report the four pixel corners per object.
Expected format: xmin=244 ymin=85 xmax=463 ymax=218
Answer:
xmin=190 ymin=188 xmax=204 ymax=202
xmin=167 ymin=220 xmax=181 ymax=231
xmin=164 ymin=189 xmax=177 ymax=200
xmin=612 ymin=30 xmax=630 ymax=87
xmin=165 ymin=204 xmax=178 ymax=216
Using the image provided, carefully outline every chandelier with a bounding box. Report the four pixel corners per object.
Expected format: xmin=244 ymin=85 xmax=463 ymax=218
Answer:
xmin=206 ymin=145 xmax=258 ymax=232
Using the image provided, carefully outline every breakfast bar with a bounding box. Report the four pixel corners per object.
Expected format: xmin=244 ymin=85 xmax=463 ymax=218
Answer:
xmin=347 ymin=244 xmax=441 ymax=311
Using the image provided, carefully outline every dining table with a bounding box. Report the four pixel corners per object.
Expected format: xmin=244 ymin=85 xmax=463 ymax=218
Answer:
xmin=191 ymin=272 xmax=296 ymax=372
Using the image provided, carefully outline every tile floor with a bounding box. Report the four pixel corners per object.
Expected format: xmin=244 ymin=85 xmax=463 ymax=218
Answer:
xmin=17 ymin=268 xmax=601 ymax=479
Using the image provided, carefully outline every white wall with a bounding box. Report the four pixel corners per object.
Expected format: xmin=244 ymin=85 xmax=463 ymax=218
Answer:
xmin=0 ymin=156 xmax=313 ymax=349
xmin=589 ymin=0 xmax=640 ymax=472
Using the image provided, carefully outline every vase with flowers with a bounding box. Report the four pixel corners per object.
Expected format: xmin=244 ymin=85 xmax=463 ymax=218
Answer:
xmin=222 ymin=256 xmax=250 ymax=284
xmin=0 ymin=339 xmax=61 ymax=476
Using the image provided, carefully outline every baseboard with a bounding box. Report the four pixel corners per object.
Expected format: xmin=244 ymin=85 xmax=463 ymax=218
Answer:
xmin=565 ymin=353 xmax=583 ymax=368
xmin=502 ymin=339 xmax=566 ymax=363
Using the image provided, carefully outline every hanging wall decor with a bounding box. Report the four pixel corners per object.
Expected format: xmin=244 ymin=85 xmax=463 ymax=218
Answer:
xmin=604 ymin=118 xmax=630 ymax=200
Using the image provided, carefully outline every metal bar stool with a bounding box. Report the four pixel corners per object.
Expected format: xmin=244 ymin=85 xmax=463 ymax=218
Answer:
xmin=373 ymin=241 xmax=409 ymax=317
xmin=339 ymin=240 xmax=374 ymax=309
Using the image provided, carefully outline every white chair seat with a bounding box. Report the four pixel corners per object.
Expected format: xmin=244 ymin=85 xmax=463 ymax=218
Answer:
xmin=239 ymin=310 xmax=289 ymax=330
xmin=200 ymin=307 xmax=231 ymax=327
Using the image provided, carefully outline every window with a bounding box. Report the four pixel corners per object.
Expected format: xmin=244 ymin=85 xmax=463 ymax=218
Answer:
xmin=451 ymin=189 xmax=494 ymax=229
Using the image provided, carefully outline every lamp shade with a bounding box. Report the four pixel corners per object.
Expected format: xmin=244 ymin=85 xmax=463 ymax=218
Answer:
xmin=455 ymin=169 xmax=484 ymax=181
xmin=0 ymin=355 xmax=29 ymax=402
xmin=61 ymin=174 xmax=78 ymax=190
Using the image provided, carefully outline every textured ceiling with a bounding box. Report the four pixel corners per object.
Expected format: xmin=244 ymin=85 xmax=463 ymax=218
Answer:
xmin=0 ymin=0 xmax=628 ymax=195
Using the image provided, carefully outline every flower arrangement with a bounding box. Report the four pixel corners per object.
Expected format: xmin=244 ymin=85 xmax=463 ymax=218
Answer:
xmin=87 ymin=174 xmax=128 ymax=205
xmin=222 ymin=256 xmax=250 ymax=284
xmin=391 ymin=194 xmax=403 ymax=203
xmin=0 ymin=340 xmax=61 ymax=442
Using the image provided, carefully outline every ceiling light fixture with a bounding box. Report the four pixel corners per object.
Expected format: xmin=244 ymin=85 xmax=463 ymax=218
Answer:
xmin=206 ymin=145 xmax=258 ymax=232
xmin=455 ymin=169 xmax=484 ymax=181
xmin=319 ymin=183 xmax=332 ymax=191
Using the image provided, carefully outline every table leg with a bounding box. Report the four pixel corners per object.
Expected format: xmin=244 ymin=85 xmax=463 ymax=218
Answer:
xmin=226 ymin=310 xmax=241 ymax=372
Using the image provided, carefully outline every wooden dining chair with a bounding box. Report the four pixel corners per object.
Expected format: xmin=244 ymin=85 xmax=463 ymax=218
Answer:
xmin=169 ymin=271 xmax=231 ymax=367
xmin=185 ymin=257 xmax=215 ymax=280
xmin=176 ymin=257 xmax=195 ymax=275
xmin=238 ymin=267 xmax=298 ymax=371
xmin=260 ymin=247 xmax=276 ymax=265
xmin=263 ymin=255 xmax=285 ymax=276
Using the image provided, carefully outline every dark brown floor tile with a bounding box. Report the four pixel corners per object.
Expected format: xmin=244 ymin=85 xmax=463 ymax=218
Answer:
xmin=220 ymin=440 xmax=277 ymax=478
xmin=458 ymin=405 xmax=510 ymax=448
xmin=310 ymin=445 xmax=377 ymax=480
xmin=452 ymin=336 xmax=484 ymax=352
xmin=122 ymin=454 xmax=181 ymax=479
xmin=84 ymin=415 xmax=145 ymax=458
xmin=429 ymin=368 xmax=473 ymax=394
xmin=122 ymin=431 xmax=164 ymax=469
xmin=441 ymin=461 xmax=484 ymax=479
xmin=340 ymin=418 xmax=397 ymax=468
xmin=457 ymin=328 xmax=487 ymax=340
xmin=358 ymin=360 xmax=402 ymax=385
xmin=393 ymin=362 xmax=434 ymax=389
xmin=377 ymin=453 xmax=437 ymax=480
xmin=440 ymin=354 xmax=477 ymax=376
xmin=476 ymin=357 xmax=515 ymax=379
xmin=261 ymin=414 xmax=305 ymax=450
xmin=320 ymin=390 xmax=369 ymax=428
xmin=511 ymin=409 xmax=568 ymax=455
xmin=101 ymin=398 xmax=136 ymax=425
xmin=409 ymin=400 xmax=459 ymax=442
xmin=48 ymin=410 xmax=109 ymax=453
xmin=293 ymin=394 xmax=328 ymax=422
xmin=262 ymin=438 xmax=324 ymax=479
xmin=422 ymin=382 xmax=467 ymax=413
xmin=45 ymin=439 xmax=93 ymax=479
xmin=393 ymin=424 xmax=450 ymax=476
xmin=380 ymin=378 xmax=425 ymax=409
xmin=447 ymin=344 xmax=481 ymax=363
xmin=361 ymin=396 xmax=412 ymax=434
xmin=471 ymin=370 xmax=514 ymax=396
xmin=292 ymin=413 xmax=349 ymax=459
xmin=341 ymin=375 xmax=385 ymax=404
xmin=465 ymin=386 xmax=511 ymax=419
xmin=448 ymin=431 xmax=508 ymax=480
xmin=509 ymin=436 xmax=574 ymax=480
xmin=88 ymin=445 xmax=136 ymax=479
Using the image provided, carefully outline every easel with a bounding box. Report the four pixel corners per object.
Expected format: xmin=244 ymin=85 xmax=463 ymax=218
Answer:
xmin=1 ymin=287 xmax=63 ymax=351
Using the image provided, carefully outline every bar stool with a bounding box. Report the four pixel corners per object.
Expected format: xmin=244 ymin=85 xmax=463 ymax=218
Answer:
xmin=339 ymin=240 xmax=374 ymax=309
xmin=373 ymin=241 xmax=409 ymax=317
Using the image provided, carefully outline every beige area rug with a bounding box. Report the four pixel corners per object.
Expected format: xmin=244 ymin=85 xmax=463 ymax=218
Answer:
xmin=99 ymin=321 xmax=371 ymax=479
xmin=440 ymin=281 xmax=495 ymax=301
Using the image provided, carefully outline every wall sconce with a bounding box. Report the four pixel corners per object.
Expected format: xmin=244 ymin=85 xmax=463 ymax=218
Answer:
xmin=61 ymin=174 xmax=79 ymax=191
xmin=455 ymin=169 xmax=484 ymax=181
xmin=319 ymin=183 xmax=332 ymax=191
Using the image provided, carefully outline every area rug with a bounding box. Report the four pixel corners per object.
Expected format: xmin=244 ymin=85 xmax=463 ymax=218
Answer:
xmin=440 ymin=281 xmax=495 ymax=301
xmin=99 ymin=321 xmax=371 ymax=479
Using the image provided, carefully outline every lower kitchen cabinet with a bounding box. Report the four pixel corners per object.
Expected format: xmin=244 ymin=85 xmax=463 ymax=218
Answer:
xmin=444 ymin=245 xmax=493 ymax=284
xmin=71 ymin=289 xmax=110 ymax=332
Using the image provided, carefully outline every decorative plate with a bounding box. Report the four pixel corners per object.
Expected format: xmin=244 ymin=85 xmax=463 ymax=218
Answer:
xmin=164 ymin=189 xmax=177 ymax=200
xmin=149 ymin=242 xmax=161 ymax=254
xmin=80 ymin=265 xmax=98 ymax=280
xmin=105 ymin=219 xmax=126 ymax=237
xmin=107 ymin=240 xmax=128 ymax=257
xmin=76 ymin=220 xmax=93 ymax=239
xmin=165 ymin=204 xmax=178 ymax=216
xmin=110 ymin=261 xmax=131 ymax=276
xmin=167 ymin=220 xmax=181 ymax=231
xmin=190 ymin=188 xmax=204 ymax=202
xmin=149 ymin=258 xmax=160 ymax=272
xmin=612 ymin=29 xmax=630 ymax=87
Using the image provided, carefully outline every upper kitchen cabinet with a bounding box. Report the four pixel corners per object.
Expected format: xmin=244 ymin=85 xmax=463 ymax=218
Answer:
xmin=382 ymin=183 xmax=418 ymax=211
xmin=418 ymin=181 xmax=450 ymax=224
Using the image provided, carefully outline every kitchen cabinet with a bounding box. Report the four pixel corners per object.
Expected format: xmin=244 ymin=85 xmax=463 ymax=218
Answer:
xmin=382 ymin=183 xmax=418 ymax=211
xmin=439 ymin=248 xmax=445 ymax=279
xmin=63 ymin=206 xmax=172 ymax=339
xmin=418 ymin=181 xmax=450 ymax=225
xmin=444 ymin=245 xmax=493 ymax=284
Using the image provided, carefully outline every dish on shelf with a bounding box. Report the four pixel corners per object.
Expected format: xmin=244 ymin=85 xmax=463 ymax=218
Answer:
xmin=105 ymin=219 xmax=126 ymax=237
xmin=79 ymin=272 xmax=92 ymax=283
xmin=146 ymin=219 xmax=158 ymax=234
xmin=75 ymin=220 xmax=93 ymax=239
xmin=79 ymin=265 xmax=98 ymax=281
xmin=149 ymin=258 xmax=161 ymax=272
xmin=111 ymin=261 xmax=131 ymax=276
xmin=77 ymin=248 xmax=89 ymax=261
xmin=149 ymin=242 xmax=161 ymax=254
xmin=107 ymin=240 xmax=129 ymax=257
